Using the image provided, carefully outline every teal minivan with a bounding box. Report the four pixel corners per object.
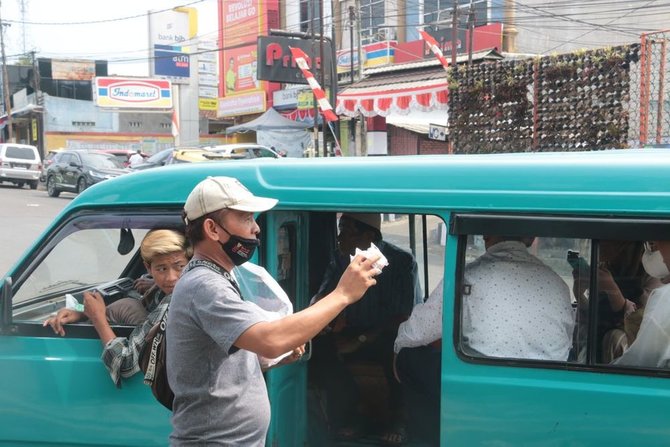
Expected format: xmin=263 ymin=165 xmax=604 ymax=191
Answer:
xmin=2 ymin=150 xmax=669 ymax=446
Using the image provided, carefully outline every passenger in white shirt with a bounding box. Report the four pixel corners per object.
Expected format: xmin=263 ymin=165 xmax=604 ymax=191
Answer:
xmin=461 ymin=237 xmax=575 ymax=361
xmin=393 ymin=236 xmax=575 ymax=444
xmin=128 ymin=150 xmax=144 ymax=167
xmin=615 ymin=240 xmax=670 ymax=369
xmin=395 ymin=236 xmax=575 ymax=361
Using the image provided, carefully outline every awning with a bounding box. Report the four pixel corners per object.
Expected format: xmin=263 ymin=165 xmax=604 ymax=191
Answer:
xmin=336 ymin=49 xmax=503 ymax=118
xmin=0 ymin=103 xmax=42 ymax=125
xmin=225 ymin=108 xmax=311 ymax=134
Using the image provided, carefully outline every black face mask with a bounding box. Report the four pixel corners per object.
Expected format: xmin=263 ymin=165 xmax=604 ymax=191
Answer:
xmin=218 ymin=225 xmax=260 ymax=266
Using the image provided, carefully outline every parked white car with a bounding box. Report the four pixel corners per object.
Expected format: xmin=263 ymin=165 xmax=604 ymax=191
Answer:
xmin=0 ymin=143 xmax=41 ymax=189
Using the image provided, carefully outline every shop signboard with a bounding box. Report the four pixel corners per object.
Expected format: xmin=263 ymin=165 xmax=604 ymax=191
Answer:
xmin=257 ymin=35 xmax=333 ymax=85
xmin=217 ymin=91 xmax=266 ymax=117
xmin=94 ymin=77 xmax=173 ymax=109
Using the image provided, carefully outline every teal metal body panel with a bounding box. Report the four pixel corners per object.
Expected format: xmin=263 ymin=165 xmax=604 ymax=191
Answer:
xmin=2 ymin=150 xmax=670 ymax=445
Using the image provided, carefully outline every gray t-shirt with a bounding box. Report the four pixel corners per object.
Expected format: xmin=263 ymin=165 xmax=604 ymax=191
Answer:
xmin=167 ymin=264 xmax=271 ymax=446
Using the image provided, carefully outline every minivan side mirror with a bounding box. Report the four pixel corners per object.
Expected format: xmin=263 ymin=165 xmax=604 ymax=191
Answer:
xmin=0 ymin=276 xmax=12 ymax=331
xmin=69 ymin=161 xmax=80 ymax=168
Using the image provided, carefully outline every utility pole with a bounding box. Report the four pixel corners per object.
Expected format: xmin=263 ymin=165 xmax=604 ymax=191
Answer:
xmin=502 ymin=0 xmax=517 ymax=52
xmin=310 ymin=0 xmax=319 ymax=157
xmin=451 ymin=0 xmax=458 ymax=67
xmin=467 ymin=1 xmax=475 ymax=69
xmin=348 ymin=6 xmax=356 ymax=153
xmin=319 ymin=0 xmax=326 ymax=156
xmin=0 ymin=1 xmax=13 ymax=143
xmin=31 ymin=50 xmax=43 ymax=156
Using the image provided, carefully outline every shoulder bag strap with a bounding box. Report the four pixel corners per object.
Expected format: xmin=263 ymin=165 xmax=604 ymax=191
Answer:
xmin=184 ymin=259 xmax=243 ymax=297
xmin=143 ymin=302 xmax=169 ymax=385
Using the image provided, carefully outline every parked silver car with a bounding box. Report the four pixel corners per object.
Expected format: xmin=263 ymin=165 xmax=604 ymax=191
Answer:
xmin=204 ymin=143 xmax=284 ymax=159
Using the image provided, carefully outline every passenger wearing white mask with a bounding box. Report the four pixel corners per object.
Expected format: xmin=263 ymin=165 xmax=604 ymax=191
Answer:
xmin=615 ymin=241 xmax=670 ymax=368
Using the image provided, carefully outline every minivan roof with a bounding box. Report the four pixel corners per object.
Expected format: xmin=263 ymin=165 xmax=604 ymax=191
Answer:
xmin=64 ymin=150 xmax=670 ymax=217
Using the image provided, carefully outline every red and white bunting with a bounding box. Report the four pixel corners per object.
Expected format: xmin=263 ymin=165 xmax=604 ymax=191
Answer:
xmin=419 ymin=30 xmax=450 ymax=73
xmin=289 ymin=47 xmax=338 ymax=122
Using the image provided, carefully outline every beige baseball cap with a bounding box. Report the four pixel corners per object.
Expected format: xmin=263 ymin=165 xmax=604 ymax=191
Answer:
xmin=184 ymin=176 xmax=278 ymax=222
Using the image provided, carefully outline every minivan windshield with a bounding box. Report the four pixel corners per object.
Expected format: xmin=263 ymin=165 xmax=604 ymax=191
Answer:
xmin=81 ymin=153 xmax=125 ymax=169
xmin=6 ymin=146 xmax=36 ymax=159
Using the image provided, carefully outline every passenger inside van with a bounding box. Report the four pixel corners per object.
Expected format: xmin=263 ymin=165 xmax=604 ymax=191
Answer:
xmin=309 ymin=213 xmax=421 ymax=444
xmin=461 ymin=236 xmax=575 ymax=361
xmin=615 ymin=240 xmax=670 ymax=368
xmin=571 ymin=240 xmax=659 ymax=362
xmin=43 ymin=229 xmax=190 ymax=385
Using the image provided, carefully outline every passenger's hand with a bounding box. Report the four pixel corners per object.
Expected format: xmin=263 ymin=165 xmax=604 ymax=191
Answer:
xmin=623 ymin=298 xmax=637 ymax=317
xmin=392 ymin=353 xmax=401 ymax=383
xmin=279 ymin=345 xmax=306 ymax=366
xmin=133 ymin=276 xmax=154 ymax=294
xmin=83 ymin=290 xmax=106 ymax=325
xmin=334 ymin=254 xmax=381 ymax=305
xmin=43 ymin=308 xmax=83 ymax=336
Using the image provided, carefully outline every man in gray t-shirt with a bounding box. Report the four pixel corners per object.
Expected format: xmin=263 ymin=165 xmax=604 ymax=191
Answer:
xmin=168 ymin=176 xmax=381 ymax=446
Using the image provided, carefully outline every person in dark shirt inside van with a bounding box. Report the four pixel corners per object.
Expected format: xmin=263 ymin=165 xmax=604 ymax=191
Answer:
xmin=311 ymin=213 xmax=421 ymax=444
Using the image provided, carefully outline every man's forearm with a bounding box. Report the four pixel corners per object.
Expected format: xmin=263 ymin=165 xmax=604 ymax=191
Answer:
xmin=237 ymin=290 xmax=350 ymax=358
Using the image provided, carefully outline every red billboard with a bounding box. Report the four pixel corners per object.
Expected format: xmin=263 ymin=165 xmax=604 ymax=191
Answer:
xmin=218 ymin=0 xmax=279 ymax=103
xmin=395 ymin=23 xmax=503 ymax=64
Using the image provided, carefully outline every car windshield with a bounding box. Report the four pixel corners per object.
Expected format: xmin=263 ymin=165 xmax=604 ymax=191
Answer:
xmin=81 ymin=153 xmax=124 ymax=169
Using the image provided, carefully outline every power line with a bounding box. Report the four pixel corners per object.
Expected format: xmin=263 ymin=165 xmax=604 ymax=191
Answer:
xmin=3 ymin=0 xmax=205 ymax=25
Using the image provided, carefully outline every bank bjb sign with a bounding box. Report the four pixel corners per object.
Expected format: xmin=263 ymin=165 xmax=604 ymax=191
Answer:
xmin=94 ymin=77 xmax=173 ymax=109
xmin=257 ymin=36 xmax=333 ymax=85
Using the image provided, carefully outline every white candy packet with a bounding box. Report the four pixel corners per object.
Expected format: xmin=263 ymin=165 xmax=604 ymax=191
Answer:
xmin=65 ymin=293 xmax=84 ymax=312
xmin=350 ymin=242 xmax=389 ymax=271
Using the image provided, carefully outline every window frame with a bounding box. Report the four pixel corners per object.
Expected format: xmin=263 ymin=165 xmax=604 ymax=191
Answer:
xmin=2 ymin=207 xmax=184 ymax=339
xmin=450 ymin=212 xmax=670 ymax=378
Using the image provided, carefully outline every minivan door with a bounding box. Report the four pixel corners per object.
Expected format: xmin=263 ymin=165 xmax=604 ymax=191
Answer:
xmin=263 ymin=211 xmax=310 ymax=446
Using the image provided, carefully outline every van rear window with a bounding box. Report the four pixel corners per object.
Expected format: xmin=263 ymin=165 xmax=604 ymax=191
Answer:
xmin=6 ymin=146 xmax=35 ymax=160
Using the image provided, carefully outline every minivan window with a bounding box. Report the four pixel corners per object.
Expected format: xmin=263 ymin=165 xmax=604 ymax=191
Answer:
xmin=11 ymin=212 xmax=183 ymax=323
xmin=5 ymin=146 xmax=36 ymax=160
xmin=454 ymin=214 xmax=670 ymax=374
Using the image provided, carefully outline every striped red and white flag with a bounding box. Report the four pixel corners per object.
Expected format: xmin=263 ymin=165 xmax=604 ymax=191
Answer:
xmin=289 ymin=46 xmax=338 ymax=122
xmin=171 ymin=109 xmax=179 ymax=138
xmin=419 ymin=29 xmax=450 ymax=73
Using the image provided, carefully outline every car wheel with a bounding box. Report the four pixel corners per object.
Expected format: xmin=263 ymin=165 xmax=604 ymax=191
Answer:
xmin=46 ymin=176 xmax=60 ymax=197
xmin=29 ymin=180 xmax=38 ymax=190
xmin=16 ymin=182 xmax=25 ymax=188
xmin=76 ymin=177 xmax=87 ymax=194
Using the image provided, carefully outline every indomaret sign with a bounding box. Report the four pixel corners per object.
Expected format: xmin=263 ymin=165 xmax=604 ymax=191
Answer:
xmin=94 ymin=77 xmax=173 ymax=109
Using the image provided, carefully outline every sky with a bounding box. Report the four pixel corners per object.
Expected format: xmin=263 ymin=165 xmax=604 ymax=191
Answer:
xmin=1 ymin=0 xmax=219 ymax=75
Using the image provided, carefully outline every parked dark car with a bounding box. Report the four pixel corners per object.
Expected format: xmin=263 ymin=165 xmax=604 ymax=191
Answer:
xmin=45 ymin=150 xmax=128 ymax=197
